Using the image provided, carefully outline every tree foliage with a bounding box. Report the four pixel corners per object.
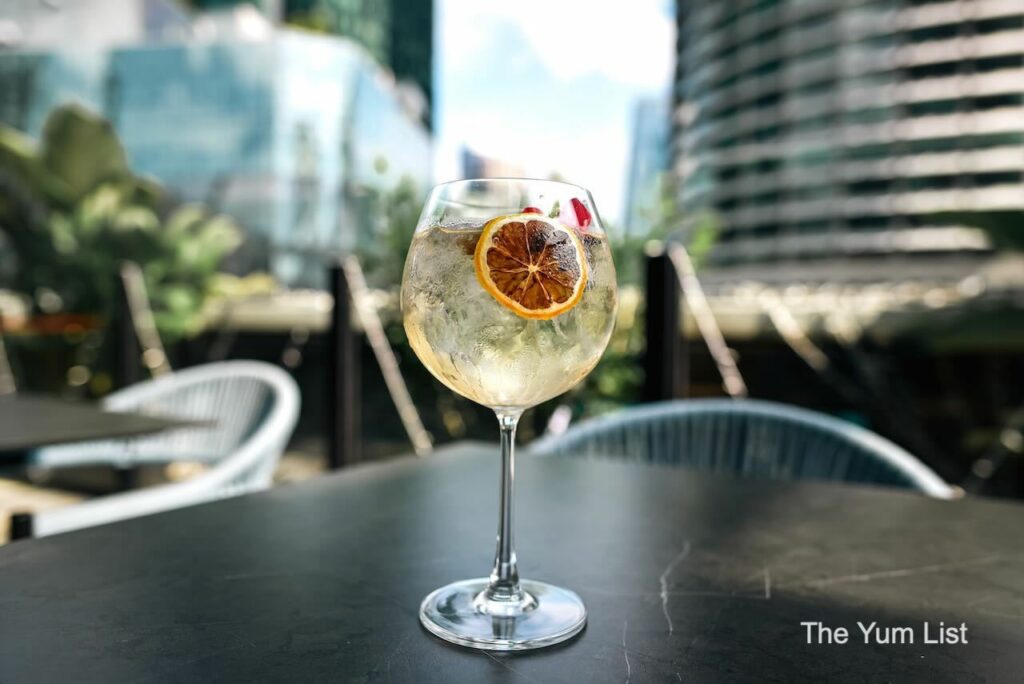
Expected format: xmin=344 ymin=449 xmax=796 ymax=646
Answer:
xmin=0 ymin=104 xmax=241 ymax=340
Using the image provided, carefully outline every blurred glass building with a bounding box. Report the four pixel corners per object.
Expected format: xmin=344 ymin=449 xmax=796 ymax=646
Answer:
xmin=0 ymin=2 xmax=432 ymax=286
xmin=0 ymin=0 xmax=188 ymax=133
xmin=0 ymin=51 xmax=100 ymax=136
xmin=192 ymin=0 xmax=434 ymax=128
xmin=672 ymin=0 xmax=1024 ymax=285
xmin=623 ymin=96 xmax=669 ymax=237
xmin=0 ymin=0 xmax=191 ymax=49
xmin=283 ymin=0 xmax=391 ymax=64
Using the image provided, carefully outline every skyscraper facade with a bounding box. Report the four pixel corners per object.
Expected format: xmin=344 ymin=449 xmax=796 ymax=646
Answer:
xmin=189 ymin=0 xmax=434 ymax=127
xmin=283 ymin=0 xmax=391 ymax=64
xmin=283 ymin=0 xmax=432 ymax=128
xmin=388 ymin=0 xmax=433 ymax=127
xmin=672 ymin=0 xmax=1024 ymax=283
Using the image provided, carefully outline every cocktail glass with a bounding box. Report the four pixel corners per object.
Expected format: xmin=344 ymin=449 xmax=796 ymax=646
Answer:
xmin=401 ymin=178 xmax=618 ymax=650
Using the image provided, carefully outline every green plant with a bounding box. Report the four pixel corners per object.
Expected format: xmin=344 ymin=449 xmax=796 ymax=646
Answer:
xmin=0 ymin=104 xmax=241 ymax=341
xmin=353 ymin=175 xmax=425 ymax=290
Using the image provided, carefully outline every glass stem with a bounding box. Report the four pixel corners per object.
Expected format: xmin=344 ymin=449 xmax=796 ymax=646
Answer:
xmin=485 ymin=410 xmax=524 ymax=605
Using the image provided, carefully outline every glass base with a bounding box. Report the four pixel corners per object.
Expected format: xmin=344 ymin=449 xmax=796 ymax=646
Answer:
xmin=419 ymin=578 xmax=586 ymax=651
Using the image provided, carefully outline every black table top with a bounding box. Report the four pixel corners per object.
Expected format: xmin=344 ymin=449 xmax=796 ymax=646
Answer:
xmin=1 ymin=442 xmax=1022 ymax=683
xmin=0 ymin=394 xmax=195 ymax=452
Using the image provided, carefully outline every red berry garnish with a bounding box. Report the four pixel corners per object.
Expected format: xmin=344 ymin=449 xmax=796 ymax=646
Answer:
xmin=571 ymin=198 xmax=592 ymax=228
xmin=521 ymin=206 xmax=543 ymax=214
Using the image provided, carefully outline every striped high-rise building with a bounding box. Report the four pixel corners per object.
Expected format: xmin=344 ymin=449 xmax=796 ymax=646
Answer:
xmin=672 ymin=0 xmax=1024 ymax=285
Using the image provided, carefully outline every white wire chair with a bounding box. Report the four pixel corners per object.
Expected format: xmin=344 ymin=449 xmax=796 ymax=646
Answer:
xmin=27 ymin=361 xmax=300 ymax=537
xmin=530 ymin=399 xmax=955 ymax=499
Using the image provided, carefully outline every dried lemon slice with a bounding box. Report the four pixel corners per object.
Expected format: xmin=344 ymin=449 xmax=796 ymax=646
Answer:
xmin=474 ymin=213 xmax=588 ymax=320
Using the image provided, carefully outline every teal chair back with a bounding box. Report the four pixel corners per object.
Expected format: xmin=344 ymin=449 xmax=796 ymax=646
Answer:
xmin=529 ymin=400 xmax=954 ymax=498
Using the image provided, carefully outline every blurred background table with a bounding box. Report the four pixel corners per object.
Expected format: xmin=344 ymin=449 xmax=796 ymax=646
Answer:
xmin=0 ymin=394 xmax=197 ymax=455
xmin=0 ymin=442 xmax=1021 ymax=682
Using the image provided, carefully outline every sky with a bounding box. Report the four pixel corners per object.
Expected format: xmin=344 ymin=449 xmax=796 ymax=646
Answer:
xmin=434 ymin=0 xmax=676 ymax=225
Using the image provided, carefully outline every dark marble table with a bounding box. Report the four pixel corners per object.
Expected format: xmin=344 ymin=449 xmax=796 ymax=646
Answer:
xmin=0 ymin=394 xmax=197 ymax=453
xmin=0 ymin=442 xmax=1021 ymax=682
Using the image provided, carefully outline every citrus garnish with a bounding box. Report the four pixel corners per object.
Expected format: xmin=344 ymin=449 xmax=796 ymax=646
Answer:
xmin=474 ymin=213 xmax=588 ymax=320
